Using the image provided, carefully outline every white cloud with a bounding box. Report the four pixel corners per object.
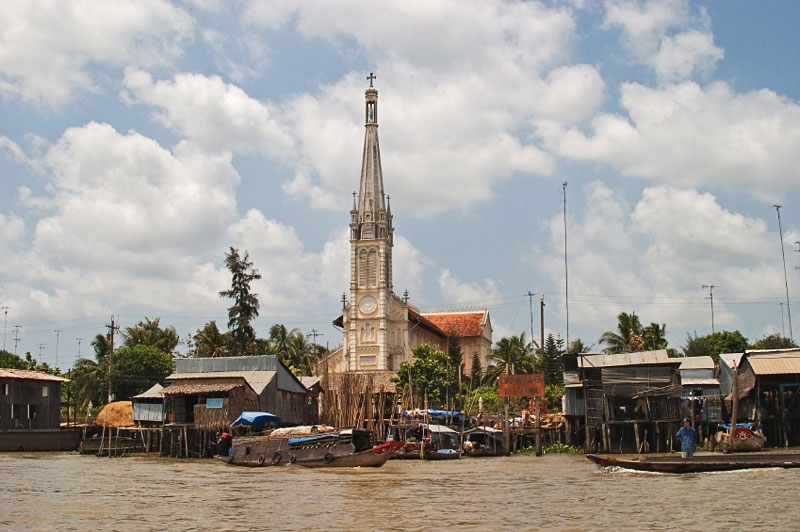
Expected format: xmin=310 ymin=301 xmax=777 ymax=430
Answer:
xmin=551 ymin=81 xmax=800 ymax=199
xmin=437 ymin=268 xmax=501 ymax=306
xmin=121 ymin=68 xmax=294 ymax=158
xmin=0 ymin=0 xmax=193 ymax=108
xmin=602 ymin=0 xmax=722 ymax=82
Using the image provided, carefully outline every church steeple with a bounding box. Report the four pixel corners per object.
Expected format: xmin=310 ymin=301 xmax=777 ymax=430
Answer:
xmin=351 ymin=73 xmax=393 ymax=245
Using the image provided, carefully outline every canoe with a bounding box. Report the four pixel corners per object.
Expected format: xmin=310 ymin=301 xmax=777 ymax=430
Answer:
xmin=586 ymin=453 xmax=800 ymax=473
xmin=424 ymin=448 xmax=462 ymax=461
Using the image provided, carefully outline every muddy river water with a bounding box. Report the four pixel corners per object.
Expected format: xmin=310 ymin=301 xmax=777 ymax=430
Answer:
xmin=1 ymin=452 xmax=797 ymax=531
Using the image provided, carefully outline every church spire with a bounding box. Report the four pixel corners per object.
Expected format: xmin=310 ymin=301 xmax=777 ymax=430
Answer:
xmin=353 ymin=73 xmax=392 ymax=243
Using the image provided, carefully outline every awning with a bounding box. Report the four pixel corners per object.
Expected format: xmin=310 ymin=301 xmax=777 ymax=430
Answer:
xmin=161 ymin=382 xmax=242 ymax=395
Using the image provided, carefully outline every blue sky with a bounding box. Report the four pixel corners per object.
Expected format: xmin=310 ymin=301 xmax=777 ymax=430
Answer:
xmin=1 ymin=0 xmax=799 ymax=369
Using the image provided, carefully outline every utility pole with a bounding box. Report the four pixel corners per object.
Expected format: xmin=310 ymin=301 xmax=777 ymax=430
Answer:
xmin=540 ymin=296 xmax=545 ymax=360
xmin=780 ymin=303 xmax=786 ymax=338
xmin=774 ymin=205 xmax=793 ymax=340
xmin=54 ymin=329 xmax=61 ymax=369
xmin=562 ymin=182 xmax=570 ymax=348
xmin=37 ymin=343 xmax=46 ymax=359
xmin=701 ymin=284 xmax=718 ymax=334
xmin=526 ymin=292 xmax=536 ymax=351
xmin=106 ymin=316 xmax=119 ymax=403
xmin=308 ymin=329 xmax=324 ymax=362
xmin=12 ymin=325 xmax=21 ymax=355
xmin=1 ymin=306 xmax=8 ymax=351
xmin=76 ymin=337 xmax=84 ymax=358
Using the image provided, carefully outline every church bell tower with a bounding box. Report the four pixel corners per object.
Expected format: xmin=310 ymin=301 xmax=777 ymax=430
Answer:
xmin=345 ymin=74 xmax=396 ymax=371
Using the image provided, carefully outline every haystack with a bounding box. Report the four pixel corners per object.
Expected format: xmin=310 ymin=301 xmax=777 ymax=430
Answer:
xmin=96 ymin=401 xmax=134 ymax=428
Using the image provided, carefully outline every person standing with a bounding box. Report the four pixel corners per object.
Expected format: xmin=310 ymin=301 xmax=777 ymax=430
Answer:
xmin=676 ymin=417 xmax=697 ymax=459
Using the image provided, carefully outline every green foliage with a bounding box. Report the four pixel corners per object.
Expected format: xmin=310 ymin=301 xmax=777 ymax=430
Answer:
xmin=567 ymin=338 xmax=591 ymax=354
xmin=393 ymin=344 xmax=454 ymax=408
xmin=110 ymin=345 xmax=173 ymax=401
xmin=219 ymin=247 xmax=262 ymax=356
xmin=544 ymin=383 xmax=565 ymax=412
xmin=267 ymin=324 xmax=320 ymax=376
xmin=465 ymin=385 xmax=502 ymax=414
xmin=683 ymin=330 xmax=749 ymax=361
xmin=192 ymin=320 xmax=230 ymax=358
xmin=469 ymin=352 xmax=482 ymax=390
xmin=543 ymin=442 xmax=583 ymax=454
xmin=485 ymin=333 xmax=534 ymax=385
xmin=0 ymin=349 xmax=27 ymax=369
xmin=643 ymin=322 xmax=668 ymax=350
xmin=749 ymin=334 xmax=798 ymax=350
xmin=599 ymin=312 xmax=643 ymax=354
xmin=123 ymin=317 xmax=180 ymax=354
xmin=541 ymin=334 xmax=564 ymax=386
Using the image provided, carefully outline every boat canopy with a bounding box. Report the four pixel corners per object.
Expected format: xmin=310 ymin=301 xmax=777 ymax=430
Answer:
xmin=231 ymin=411 xmax=280 ymax=429
xmin=288 ymin=434 xmax=341 ymax=445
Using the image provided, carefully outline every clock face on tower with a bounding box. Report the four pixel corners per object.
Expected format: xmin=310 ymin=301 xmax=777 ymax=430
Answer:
xmin=358 ymin=295 xmax=378 ymax=314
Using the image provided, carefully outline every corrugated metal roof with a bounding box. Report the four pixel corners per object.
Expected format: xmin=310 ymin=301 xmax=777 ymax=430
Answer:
xmin=679 ymin=356 xmax=714 ymax=370
xmin=162 ymin=382 xmax=242 ymax=395
xmin=718 ymin=352 xmax=745 ymax=369
xmin=0 ymin=368 xmax=68 ymax=382
xmin=747 ymin=356 xmax=800 ymax=375
xmin=166 ymin=371 xmax=276 ymax=395
xmin=300 ymin=376 xmax=322 ymax=390
xmin=132 ymin=383 xmax=164 ymax=399
xmin=578 ymin=350 xmax=677 ymax=368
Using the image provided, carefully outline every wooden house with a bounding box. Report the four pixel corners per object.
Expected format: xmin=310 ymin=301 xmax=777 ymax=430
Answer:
xmin=132 ymin=383 xmax=165 ymax=426
xmin=563 ymin=350 xmax=683 ymax=453
xmin=0 ymin=368 xmax=67 ymax=431
xmin=162 ymin=355 xmax=309 ymax=431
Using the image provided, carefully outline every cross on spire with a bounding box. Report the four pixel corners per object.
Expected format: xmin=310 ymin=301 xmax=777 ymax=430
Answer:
xmin=367 ymin=72 xmax=376 ymax=87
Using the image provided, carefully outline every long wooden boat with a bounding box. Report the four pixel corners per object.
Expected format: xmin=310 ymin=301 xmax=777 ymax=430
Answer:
xmin=587 ymin=453 xmax=800 ymax=473
xmin=227 ymin=428 xmax=401 ymax=468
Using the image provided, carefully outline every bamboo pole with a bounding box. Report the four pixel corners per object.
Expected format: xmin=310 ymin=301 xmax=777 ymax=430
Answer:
xmin=729 ymin=362 xmax=739 ymax=450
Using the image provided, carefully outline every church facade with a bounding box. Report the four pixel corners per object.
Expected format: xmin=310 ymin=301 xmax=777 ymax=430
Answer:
xmin=322 ymin=78 xmax=493 ymax=383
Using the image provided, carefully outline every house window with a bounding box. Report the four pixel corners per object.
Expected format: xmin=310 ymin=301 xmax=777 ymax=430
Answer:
xmin=2 ymin=383 xmax=8 ymax=395
xmin=11 ymin=404 xmax=20 ymax=419
xmin=42 ymin=386 xmax=49 ymax=398
xmin=27 ymin=404 xmax=37 ymax=419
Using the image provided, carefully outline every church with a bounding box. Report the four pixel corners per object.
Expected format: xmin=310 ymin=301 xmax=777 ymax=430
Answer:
xmin=321 ymin=76 xmax=493 ymax=385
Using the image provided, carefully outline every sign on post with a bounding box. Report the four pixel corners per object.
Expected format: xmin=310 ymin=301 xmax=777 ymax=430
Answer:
xmin=498 ymin=374 xmax=544 ymax=398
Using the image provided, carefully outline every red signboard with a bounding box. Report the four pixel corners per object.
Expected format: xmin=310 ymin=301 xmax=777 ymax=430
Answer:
xmin=498 ymin=374 xmax=544 ymax=398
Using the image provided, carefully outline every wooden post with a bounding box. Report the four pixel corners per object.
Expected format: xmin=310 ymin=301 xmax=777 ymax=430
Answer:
xmin=655 ymin=422 xmax=661 ymax=453
xmin=729 ymin=362 xmax=739 ymax=450
xmin=535 ymin=396 xmax=542 ymax=456
xmin=634 ymin=422 xmax=641 ymax=454
xmin=504 ymin=398 xmax=510 ymax=455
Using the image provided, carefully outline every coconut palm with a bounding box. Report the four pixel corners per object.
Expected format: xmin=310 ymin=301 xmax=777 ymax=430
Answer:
xmin=192 ymin=320 xmax=229 ymax=358
xmin=269 ymin=324 xmax=301 ymax=368
xmin=599 ymin=312 xmax=643 ymax=354
xmin=485 ymin=333 xmax=534 ymax=384
xmin=123 ymin=317 xmax=179 ymax=354
xmin=643 ymin=323 xmax=668 ymax=350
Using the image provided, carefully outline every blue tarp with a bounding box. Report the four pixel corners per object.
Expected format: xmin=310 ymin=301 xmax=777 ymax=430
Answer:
xmin=720 ymin=422 xmax=753 ymax=430
xmin=402 ymin=409 xmax=464 ymax=418
xmin=231 ymin=411 xmax=280 ymax=429
xmin=288 ymin=434 xmax=340 ymax=445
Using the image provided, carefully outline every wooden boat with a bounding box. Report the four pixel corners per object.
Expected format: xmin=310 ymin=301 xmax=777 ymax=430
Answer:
xmin=587 ymin=453 xmax=800 ymax=473
xmin=228 ymin=428 xmax=401 ymax=468
xmin=424 ymin=448 xmax=462 ymax=460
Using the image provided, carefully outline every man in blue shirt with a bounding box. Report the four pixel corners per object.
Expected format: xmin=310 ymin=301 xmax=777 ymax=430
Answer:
xmin=676 ymin=417 xmax=698 ymax=459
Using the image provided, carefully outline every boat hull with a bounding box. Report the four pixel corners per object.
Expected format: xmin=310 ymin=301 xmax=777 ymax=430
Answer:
xmin=297 ymin=441 xmax=404 ymax=468
xmin=587 ymin=453 xmax=800 ymax=473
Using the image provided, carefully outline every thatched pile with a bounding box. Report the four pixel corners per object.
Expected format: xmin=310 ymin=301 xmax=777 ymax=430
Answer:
xmin=96 ymin=401 xmax=134 ymax=428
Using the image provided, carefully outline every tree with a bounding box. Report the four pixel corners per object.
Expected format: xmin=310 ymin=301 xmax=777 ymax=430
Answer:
xmin=643 ymin=323 xmax=668 ymax=350
xmin=469 ymin=352 xmax=482 ymax=390
xmin=447 ymin=332 xmax=463 ymax=400
xmin=485 ymin=333 xmax=534 ymax=385
xmin=683 ymin=330 xmax=749 ymax=361
xmin=541 ymin=334 xmax=565 ymax=386
xmin=110 ymin=345 xmax=173 ymax=401
xmin=219 ymin=247 xmax=262 ymax=356
xmin=599 ymin=312 xmax=643 ymax=354
xmin=69 ymin=334 xmax=111 ymax=409
xmin=750 ymin=334 xmax=798 ymax=350
xmin=567 ymin=338 xmax=592 ymax=354
xmin=192 ymin=320 xmax=230 ymax=358
xmin=0 ymin=349 xmax=27 ymax=369
xmin=393 ymin=344 xmax=452 ymax=408
xmin=123 ymin=317 xmax=179 ymax=354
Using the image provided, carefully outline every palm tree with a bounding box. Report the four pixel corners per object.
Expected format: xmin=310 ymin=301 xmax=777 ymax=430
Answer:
xmin=643 ymin=323 xmax=668 ymax=350
xmin=485 ymin=333 xmax=534 ymax=384
xmin=123 ymin=317 xmax=179 ymax=354
xmin=70 ymin=334 xmax=111 ymax=409
xmin=599 ymin=312 xmax=643 ymax=354
xmin=192 ymin=321 xmax=229 ymax=358
xmin=269 ymin=324 xmax=301 ymax=368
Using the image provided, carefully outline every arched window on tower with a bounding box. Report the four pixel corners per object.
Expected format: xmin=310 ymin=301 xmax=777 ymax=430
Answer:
xmin=368 ymin=249 xmax=377 ymax=287
xmin=359 ymin=249 xmax=368 ymax=287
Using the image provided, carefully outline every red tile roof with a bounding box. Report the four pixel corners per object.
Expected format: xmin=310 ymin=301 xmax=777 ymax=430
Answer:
xmin=0 ymin=368 xmax=68 ymax=382
xmin=421 ymin=311 xmax=486 ymax=337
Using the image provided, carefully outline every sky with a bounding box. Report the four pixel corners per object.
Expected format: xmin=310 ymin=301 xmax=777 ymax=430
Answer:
xmin=1 ymin=0 xmax=799 ymax=370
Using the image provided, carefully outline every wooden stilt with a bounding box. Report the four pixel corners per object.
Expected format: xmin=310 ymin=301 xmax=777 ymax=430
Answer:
xmin=634 ymin=422 xmax=641 ymax=454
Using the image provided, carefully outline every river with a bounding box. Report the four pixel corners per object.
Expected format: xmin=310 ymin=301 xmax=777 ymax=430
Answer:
xmin=0 ymin=452 xmax=796 ymax=531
